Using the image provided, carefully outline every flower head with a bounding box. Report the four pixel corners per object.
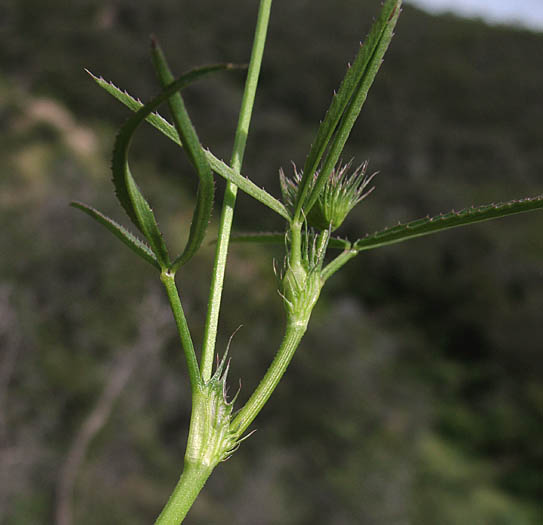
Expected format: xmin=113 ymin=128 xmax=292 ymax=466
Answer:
xmin=309 ymin=160 xmax=376 ymax=230
xmin=279 ymin=160 xmax=376 ymax=231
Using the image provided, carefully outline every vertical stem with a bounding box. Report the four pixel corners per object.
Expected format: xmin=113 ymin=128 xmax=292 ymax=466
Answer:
xmin=154 ymin=461 xmax=213 ymax=525
xmin=161 ymin=270 xmax=201 ymax=392
xmin=201 ymin=0 xmax=273 ymax=382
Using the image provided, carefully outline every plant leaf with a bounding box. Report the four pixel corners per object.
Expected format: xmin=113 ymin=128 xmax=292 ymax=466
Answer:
xmin=354 ymin=196 xmax=543 ymax=252
xmin=302 ymin=0 xmax=401 ymax=219
xmin=71 ymin=201 xmax=161 ymax=270
xmin=151 ymin=38 xmax=215 ymax=269
xmin=124 ymin=166 xmax=171 ymax=267
xmin=112 ymin=63 xmax=234 ymax=268
xmin=87 ymin=70 xmax=182 ymax=145
xmin=206 ymin=154 xmax=291 ymax=221
xmin=228 ymin=231 xmax=352 ymax=250
xmin=88 ymin=70 xmax=292 ymax=222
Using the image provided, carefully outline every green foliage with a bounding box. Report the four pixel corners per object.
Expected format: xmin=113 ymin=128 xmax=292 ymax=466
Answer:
xmin=109 ymin=63 xmax=234 ymax=269
xmin=151 ymin=38 xmax=215 ymax=269
xmin=227 ymin=195 xmax=543 ymax=257
xmin=1 ymin=0 xmax=542 ymax=523
xmin=294 ymin=0 xmax=401 ymax=222
xmin=88 ymin=71 xmax=291 ymax=220
xmin=353 ymin=195 xmax=543 ymax=252
xmin=79 ymin=63 xmax=238 ymax=271
xmin=77 ymin=0 xmax=541 ymax=520
xmin=280 ymin=160 xmax=376 ymax=231
xmin=70 ymin=201 xmax=161 ymax=269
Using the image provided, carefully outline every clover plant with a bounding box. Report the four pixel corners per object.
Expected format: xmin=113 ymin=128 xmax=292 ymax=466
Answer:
xmin=73 ymin=0 xmax=543 ymax=522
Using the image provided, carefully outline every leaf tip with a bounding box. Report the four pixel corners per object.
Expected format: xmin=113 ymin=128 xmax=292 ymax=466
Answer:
xmin=84 ymin=68 xmax=100 ymax=81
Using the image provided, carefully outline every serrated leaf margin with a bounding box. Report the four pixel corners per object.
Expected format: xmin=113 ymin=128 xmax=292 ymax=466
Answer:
xmin=71 ymin=201 xmax=161 ymax=269
xmin=354 ymin=195 xmax=543 ymax=252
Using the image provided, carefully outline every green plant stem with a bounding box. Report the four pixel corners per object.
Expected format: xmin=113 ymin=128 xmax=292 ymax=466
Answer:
xmin=154 ymin=461 xmax=213 ymax=525
xmin=321 ymin=248 xmax=358 ymax=283
xmin=201 ymin=0 xmax=273 ymax=382
xmin=231 ymin=323 xmax=306 ymax=435
xmin=161 ymin=270 xmax=201 ymax=392
xmin=289 ymin=220 xmax=303 ymax=267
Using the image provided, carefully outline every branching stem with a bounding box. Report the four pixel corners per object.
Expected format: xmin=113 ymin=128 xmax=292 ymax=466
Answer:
xmin=155 ymin=3 xmax=273 ymax=523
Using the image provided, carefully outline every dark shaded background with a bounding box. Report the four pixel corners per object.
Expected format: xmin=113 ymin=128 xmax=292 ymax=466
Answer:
xmin=1 ymin=0 xmax=542 ymax=523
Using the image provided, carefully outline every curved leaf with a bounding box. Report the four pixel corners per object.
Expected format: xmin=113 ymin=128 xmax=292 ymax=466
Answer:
xmin=88 ymin=71 xmax=291 ymax=221
xmin=151 ymin=39 xmax=214 ymax=269
xmin=112 ymin=63 xmax=235 ymax=268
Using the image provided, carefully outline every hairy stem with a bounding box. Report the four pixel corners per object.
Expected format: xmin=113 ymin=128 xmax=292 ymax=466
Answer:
xmin=201 ymin=0 xmax=273 ymax=382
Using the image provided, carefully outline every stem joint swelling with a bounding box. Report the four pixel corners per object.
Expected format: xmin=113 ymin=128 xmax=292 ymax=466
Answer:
xmin=185 ymin=359 xmax=240 ymax=468
xmin=154 ymin=345 xmax=245 ymax=525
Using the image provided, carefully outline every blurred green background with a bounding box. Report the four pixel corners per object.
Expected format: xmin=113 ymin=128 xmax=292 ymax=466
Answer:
xmin=1 ymin=0 xmax=542 ymax=523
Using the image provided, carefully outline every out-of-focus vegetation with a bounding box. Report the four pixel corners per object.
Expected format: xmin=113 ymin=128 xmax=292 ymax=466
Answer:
xmin=1 ymin=1 xmax=541 ymax=523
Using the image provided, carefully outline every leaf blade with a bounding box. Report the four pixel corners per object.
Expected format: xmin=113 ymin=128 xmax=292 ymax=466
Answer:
xmin=294 ymin=0 xmax=402 ymax=221
xmin=87 ymin=70 xmax=182 ymax=146
xmin=206 ymin=153 xmax=291 ymax=220
xmin=151 ymin=39 xmax=215 ymax=269
xmin=88 ymin=70 xmax=291 ymax=222
xmin=111 ymin=63 xmax=235 ymax=267
xmin=71 ymin=201 xmax=161 ymax=269
xmin=354 ymin=196 xmax=543 ymax=252
xmin=123 ymin=166 xmax=170 ymax=267
xmin=302 ymin=0 xmax=401 ymax=217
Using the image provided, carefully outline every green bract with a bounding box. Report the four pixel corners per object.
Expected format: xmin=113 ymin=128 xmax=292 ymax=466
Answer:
xmin=185 ymin=352 xmax=241 ymax=468
xmin=281 ymin=230 xmax=328 ymax=326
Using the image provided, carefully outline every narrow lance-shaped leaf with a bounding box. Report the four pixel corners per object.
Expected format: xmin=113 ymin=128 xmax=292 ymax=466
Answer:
xmin=151 ymin=38 xmax=214 ymax=269
xmin=71 ymin=201 xmax=161 ymax=270
xmin=123 ymin=165 xmax=170 ymax=267
xmin=88 ymin=71 xmax=291 ymax=221
xmin=87 ymin=70 xmax=181 ymax=145
xmin=294 ymin=0 xmax=402 ymax=222
xmin=302 ymin=0 xmax=401 ymax=218
xmin=206 ymin=154 xmax=291 ymax=220
xmin=354 ymin=196 xmax=543 ymax=252
xmin=112 ymin=63 xmax=235 ymax=268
